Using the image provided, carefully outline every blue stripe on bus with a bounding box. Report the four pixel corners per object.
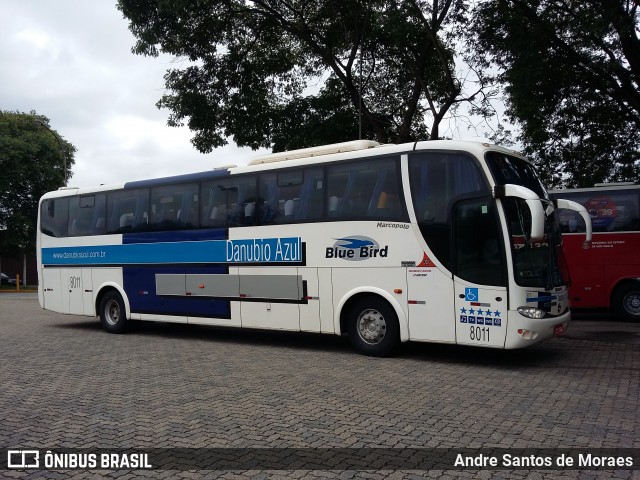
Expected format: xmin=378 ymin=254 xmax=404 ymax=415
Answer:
xmin=42 ymin=236 xmax=303 ymax=266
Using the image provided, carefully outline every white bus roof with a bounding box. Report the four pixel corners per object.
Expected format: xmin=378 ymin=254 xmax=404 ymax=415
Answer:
xmin=41 ymin=139 xmax=524 ymax=199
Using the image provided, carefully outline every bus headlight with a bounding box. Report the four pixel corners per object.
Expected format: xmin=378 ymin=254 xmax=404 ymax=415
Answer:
xmin=517 ymin=306 xmax=546 ymax=319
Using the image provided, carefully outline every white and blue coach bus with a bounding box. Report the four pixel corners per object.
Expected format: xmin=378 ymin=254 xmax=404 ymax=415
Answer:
xmin=37 ymin=140 xmax=590 ymax=356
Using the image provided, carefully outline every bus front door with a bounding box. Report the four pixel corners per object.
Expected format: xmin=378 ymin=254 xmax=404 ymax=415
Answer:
xmin=452 ymin=198 xmax=508 ymax=347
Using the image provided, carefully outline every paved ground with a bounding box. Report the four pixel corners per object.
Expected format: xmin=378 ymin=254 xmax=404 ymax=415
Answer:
xmin=0 ymin=293 xmax=638 ymax=479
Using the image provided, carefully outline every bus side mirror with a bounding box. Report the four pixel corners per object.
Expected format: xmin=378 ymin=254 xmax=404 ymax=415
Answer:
xmin=554 ymin=198 xmax=593 ymax=247
xmin=493 ymin=184 xmax=545 ymax=242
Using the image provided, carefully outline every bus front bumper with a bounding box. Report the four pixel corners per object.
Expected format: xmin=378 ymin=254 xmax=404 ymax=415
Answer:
xmin=504 ymin=309 xmax=571 ymax=349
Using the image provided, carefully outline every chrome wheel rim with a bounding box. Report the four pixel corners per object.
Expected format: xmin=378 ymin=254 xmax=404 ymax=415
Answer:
xmin=104 ymin=299 xmax=121 ymax=326
xmin=357 ymin=308 xmax=386 ymax=345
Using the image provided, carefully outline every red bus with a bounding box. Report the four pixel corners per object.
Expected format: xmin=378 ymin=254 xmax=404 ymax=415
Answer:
xmin=549 ymin=183 xmax=640 ymax=321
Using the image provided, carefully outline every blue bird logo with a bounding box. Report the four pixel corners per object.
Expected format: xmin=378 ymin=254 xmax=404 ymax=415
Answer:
xmin=335 ymin=237 xmax=375 ymax=249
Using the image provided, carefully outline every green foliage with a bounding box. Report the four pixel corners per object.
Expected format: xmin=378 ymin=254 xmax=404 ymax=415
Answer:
xmin=0 ymin=111 xmax=75 ymax=251
xmin=472 ymin=0 xmax=640 ymax=187
xmin=118 ymin=0 xmax=492 ymax=152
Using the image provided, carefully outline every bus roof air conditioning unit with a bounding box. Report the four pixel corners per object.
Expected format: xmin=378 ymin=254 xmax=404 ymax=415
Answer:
xmin=249 ymin=140 xmax=380 ymax=165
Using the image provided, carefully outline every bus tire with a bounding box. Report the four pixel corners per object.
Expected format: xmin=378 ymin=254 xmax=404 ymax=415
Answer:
xmin=99 ymin=290 xmax=128 ymax=333
xmin=613 ymin=282 xmax=640 ymax=322
xmin=346 ymin=296 xmax=399 ymax=357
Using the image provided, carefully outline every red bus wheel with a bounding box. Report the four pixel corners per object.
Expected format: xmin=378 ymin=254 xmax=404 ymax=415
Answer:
xmin=613 ymin=282 xmax=640 ymax=322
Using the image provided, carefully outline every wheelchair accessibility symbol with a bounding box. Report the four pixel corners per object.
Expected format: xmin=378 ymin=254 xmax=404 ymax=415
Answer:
xmin=465 ymin=288 xmax=479 ymax=302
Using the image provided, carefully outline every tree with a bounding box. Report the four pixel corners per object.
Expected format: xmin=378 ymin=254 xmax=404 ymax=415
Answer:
xmin=472 ymin=0 xmax=640 ymax=187
xmin=117 ymin=0 xmax=496 ymax=152
xmin=0 ymin=111 xmax=75 ymax=253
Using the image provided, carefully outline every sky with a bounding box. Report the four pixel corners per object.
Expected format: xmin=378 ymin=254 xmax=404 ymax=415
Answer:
xmin=0 ymin=1 xmax=501 ymax=190
xmin=0 ymin=0 xmax=267 ymax=188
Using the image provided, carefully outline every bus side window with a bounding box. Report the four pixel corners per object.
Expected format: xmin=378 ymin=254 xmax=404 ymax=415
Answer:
xmin=177 ymin=186 xmax=199 ymax=229
xmin=263 ymin=167 xmax=324 ymax=223
xmin=201 ymin=180 xmax=231 ymax=228
xmin=560 ymin=192 xmax=640 ymax=233
xmin=326 ymin=158 xmax=401 ymax=220
xmin=609 ymin=194 xmax=639 ymax=232
xmin=227 ymin=176 xmax=257 ymax=227
xmin=90 ymin=194 xmax=107 ymax=235
xmin=258 ymin=173 xmax=281 ymax=224
xmin=107 ymin=189 xmax=149 ymax=234
xmin=295 ymin=168 xmax=323 ymax=221
xmin=203 ymin=177 xmax=257 ymax=228
xmin=68 ymin=194 xmax=106 ymax=236
xmin=149 ymin=183 xmax=198 ymax=231
xmin=369 ymin=167 xmax=402 ymax=219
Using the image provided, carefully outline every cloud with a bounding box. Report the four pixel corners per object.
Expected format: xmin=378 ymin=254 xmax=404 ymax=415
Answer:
xmin=0 ymin=0 xmax=266 ymax=189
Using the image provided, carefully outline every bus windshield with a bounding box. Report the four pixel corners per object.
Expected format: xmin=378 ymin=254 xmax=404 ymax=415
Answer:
xmin=485 ymin=152 xmax=548 ymax=199
xmin=486 ymin=152 xmax=569 ymax=289
xmin=502 ymin=198 xmax=570 ymax=289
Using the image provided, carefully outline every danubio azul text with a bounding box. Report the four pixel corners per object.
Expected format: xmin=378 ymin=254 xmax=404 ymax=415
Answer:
xmin=226 ymin=237 xmax=301 ymax=263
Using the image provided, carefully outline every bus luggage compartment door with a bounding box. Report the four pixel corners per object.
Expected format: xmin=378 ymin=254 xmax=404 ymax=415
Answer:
xmin=42 ymin=268 xmax=63 ymax=313
xmin=61 ymin=268 xmax=86 ymax=315
xmin=239 ymin=267 xmax=301 ymax=331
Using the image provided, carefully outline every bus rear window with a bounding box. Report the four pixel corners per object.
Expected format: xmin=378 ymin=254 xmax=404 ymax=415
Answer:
xmin=40 ymin=197 xmax=69 ymax=238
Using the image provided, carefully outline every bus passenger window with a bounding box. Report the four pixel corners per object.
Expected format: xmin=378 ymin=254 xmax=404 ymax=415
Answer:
xmin=326 ymin=158 xmax=401 ymax=220
xmin=224 ymin=176 xmax=257 ymax=227
xmin=375 ymin=180 xmax=401 ymax=219
xmin=201 ymin=180 xmax=231 ymax=228
xmin=257 ymin=168 xmax=323 ymax=224
xmin=107 ymin=189 xmax=149 ymax=234
xmin=201 ymin=177 xmax=256 ymax=228
xmin=258 ymin=173 xmax=281 ymax=224
xmin=149 ymin=183 xmax=198 ymax=231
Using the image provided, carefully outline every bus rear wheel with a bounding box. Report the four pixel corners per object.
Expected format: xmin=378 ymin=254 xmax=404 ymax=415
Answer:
xmin=99 ymin=290 xmax=128 ymax=333
xmin=613 ymin=282 xmax=640 ymax=322
xmin=347 ymin=296 xmax=399 ymax=357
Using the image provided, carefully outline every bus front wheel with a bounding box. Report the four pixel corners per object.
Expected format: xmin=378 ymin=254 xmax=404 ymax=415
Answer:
xmin=99 ymin=290 xmax=128 ymax=333
xmin=346 ymin=296 xmax=399 ymax=357
xmin=613 ymin=282 xmax=640 ymax=322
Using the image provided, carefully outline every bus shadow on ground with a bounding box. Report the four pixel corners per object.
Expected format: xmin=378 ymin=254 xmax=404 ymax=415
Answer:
xmin=559 ymin=328 xmax=640 ymax=345
xmin=399 ymin=340 xmax=567 ymax=368
xmin=50 ymin=316 xmax=569 ymax=367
